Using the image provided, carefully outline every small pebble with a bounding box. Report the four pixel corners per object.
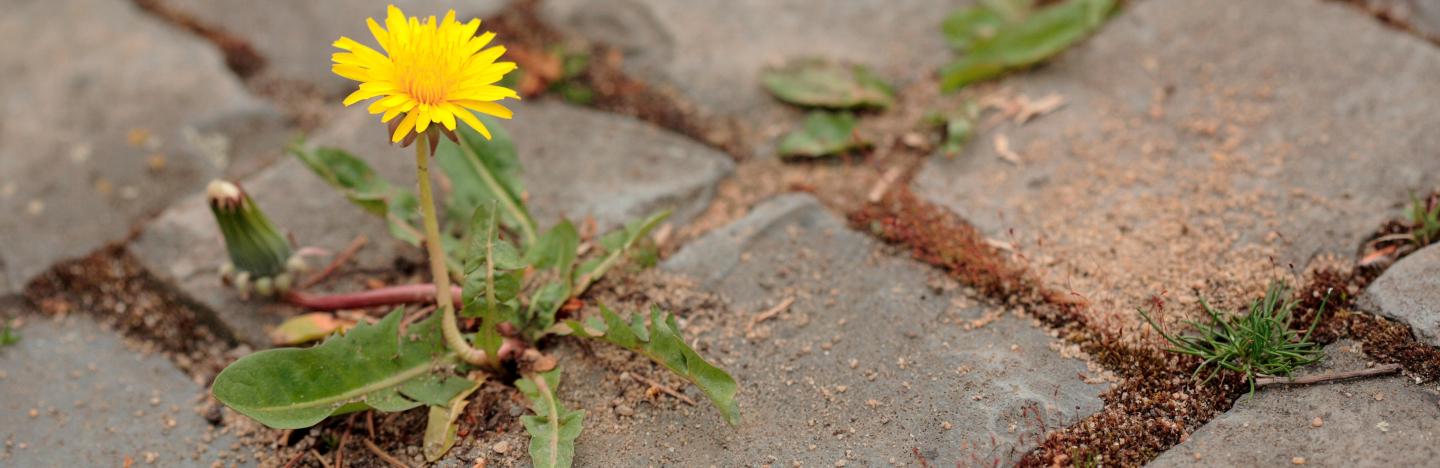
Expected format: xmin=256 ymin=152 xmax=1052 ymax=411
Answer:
xmin=1292 ymin=456 xmax=1306 ymax=465
xmin=615 ymin=405 xmax=635 ymax=417
xmin=492 ymin=440 xmax=511 ymax=454
xmin=27 ymin=408 xmax=38 ymax=418
xmin=1374 ymin=393 xmax=1385 ymax=401
xmin=1311 ymin=417 xmax=1323 ymax=428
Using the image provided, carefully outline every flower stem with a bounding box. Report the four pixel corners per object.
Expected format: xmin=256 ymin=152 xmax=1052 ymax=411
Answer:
xmin=283 ymin=284 xmax=463 ymax=311
xmin=415 ymin=135 xmax=490 ymax=366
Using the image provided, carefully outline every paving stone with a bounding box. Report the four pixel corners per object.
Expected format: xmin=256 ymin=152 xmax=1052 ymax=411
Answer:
xmin=0 ymin=0 xmax=285 ymax=294
xmin=1360 ymin=243 xmax=1440 ymax=348
xmin=131 ymin=102 xmax=730 ymax=346
xmin=917 ymin=0 xmax=1440 ymax=261
xmin=1150 ymin=341 xmax=1440 ymax=467
xmin=563 ymin=194 xmax=1105 ymax=465
xmin=542 ymin=0 xmax=958 ymax=117
xmin=912 ymin=0 xmax=1440 ymax=329
xmin=1356 ymin=0 xmax=1440 ymax=41
xmin=165 ymin=0 xmax=509 ymax=96
xmin=0 ymin=315 xmax=244 ymax=467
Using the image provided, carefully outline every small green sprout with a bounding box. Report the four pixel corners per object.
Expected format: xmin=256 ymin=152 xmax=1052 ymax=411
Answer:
xmin=1138 ymin=282 xmax=1328 ymax=394
xmin=1408 ymin=191 xmax=1440 ymax=246
xmin=0 ymin=320 xmax=19 ymax=347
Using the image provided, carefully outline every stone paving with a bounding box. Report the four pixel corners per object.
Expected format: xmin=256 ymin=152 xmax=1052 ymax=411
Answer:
xmin=1151 ymin=341 xmax=1440 ymax=467
xmin=0 ymin=310 xmax=244 ymax=467
xmin=915 ymin=0 xmax=1440 ymax=335
xmin=0 ymin=0 xmax=285 ymax=295
xmin=3 ymin=0 xmax=1440 ymax=466
xmin=565 ymin=194 xmax=1104 ymax=465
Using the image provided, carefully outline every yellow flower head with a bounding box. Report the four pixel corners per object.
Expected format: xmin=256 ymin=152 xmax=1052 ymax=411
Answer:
xmin=333 ymin=5 xmax=518 ymax=144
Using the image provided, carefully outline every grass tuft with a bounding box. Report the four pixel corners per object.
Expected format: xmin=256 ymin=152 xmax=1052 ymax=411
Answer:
xmin=1409 ymin=191 xmax=1440 ymax=246
xmin=1139 ymin=282 xmax=1328 ymax=394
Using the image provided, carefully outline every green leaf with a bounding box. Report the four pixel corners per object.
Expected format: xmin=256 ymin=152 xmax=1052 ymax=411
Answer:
xmin=521 ymin=222 xmax=579 ymax=340
xmin=761 ymin=58 xmax=895 ymax=110
xmin=423 ymin=375 xmax=483 ymax=462
xmin=290 ymin=145 xmax=422 ymax=246
xmin=434 ymin=116 xmax=539 ymax=245
xmin=461 ymin=203 xmax=525 ymax=363
xmin=575 ymin=211 xmax=671 ymax=294
xmin=517 ymin=368 xmax=584 ymax=468
xmin=0 ymin=321 xmax=19 ymax=347
xmin=564 ymin=305 xmax=740 ymax=426
xmin=942 ymin=6 xmax=1008 ymax=51
xmin=212 ymin=310 xmax=472 ymax=429
xmin=940 ymin=0 xmax=1116 ymax=91
xmin=777 ymin=111 xmax=870 ymax=159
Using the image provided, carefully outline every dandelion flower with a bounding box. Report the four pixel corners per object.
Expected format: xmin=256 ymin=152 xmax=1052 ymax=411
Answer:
xmin=333 ymin=5 xmax=518 ymax=144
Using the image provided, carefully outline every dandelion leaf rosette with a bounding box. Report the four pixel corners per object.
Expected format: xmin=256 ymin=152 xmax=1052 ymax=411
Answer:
xmin=565 ymin=306 xmax=740 ymax=426
xmin=212 ymin=310 xmax=472 ymax=429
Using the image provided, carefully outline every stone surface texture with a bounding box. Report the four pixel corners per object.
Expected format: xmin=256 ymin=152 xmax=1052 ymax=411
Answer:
xmin=0 ymin=316 xmax=242 ymax=467
xmin=564 ymin=194 xmax=1106 ymax=465
xmin=1151 ymin=341 xmax=1440 ymax=467
xmin=132 ymin=102 xmax=730 ymax=346
xmin=164 ymin=0 xmax=508 ymax=96
xmin=0 ymin=0 xmax=283 ymax=294
xmin=913 ymin=0 xmax=1440 ymax=332
xmin=1361 ymin=243 xmax=1440 ymax=347
xmin=1357 ymin=0 xmax=1440 ymax=41
xmin=542 ymin=0 xmax=958 ymax=117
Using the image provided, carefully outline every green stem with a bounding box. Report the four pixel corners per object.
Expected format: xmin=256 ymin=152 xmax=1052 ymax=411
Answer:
xmin=415 ymin=135 xmax=489 ymax=366
xmin=456 ymin=136 xmax=538 ymax=246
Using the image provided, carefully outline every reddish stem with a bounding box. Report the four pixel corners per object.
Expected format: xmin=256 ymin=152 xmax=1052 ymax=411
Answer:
xmin=284 ymin=284 xmax=463 ymax=311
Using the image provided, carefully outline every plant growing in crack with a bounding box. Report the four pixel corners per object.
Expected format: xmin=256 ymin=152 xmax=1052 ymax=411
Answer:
xmin=206 ymin=5 xmax=738 ymax=466
xmin=1138 ymin=282 xmax=1327 ymax=395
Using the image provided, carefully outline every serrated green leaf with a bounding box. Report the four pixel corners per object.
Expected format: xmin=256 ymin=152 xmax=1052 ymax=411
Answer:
xmin=761 ymin=58 xmax=895 ymax=110
xmin=517 ymin=368 xmax=584 ymax=468
xmin=522 ymin=221 xmax=580 ymax=336
xmin=575 ymin=210 xmax=671 ymax=294
xmin=568 ymin=305 xmax=740 ymax=426
xmin=940 ymin=0 xmax=1116 ymax=91
xmin=434 ymin=115 xmax=539 ymax=245
xmin=212 ymin=310 xmax=470 ymax=429
xmin=290 ymin=145 xmax=423 ymax=246
xmin=777 ymin=111 xmax=869 ymax=159
xmin=461 ymin=202 xmax=525 ymax=364
xmin=423 ymin=375 xmax=483 ymax=462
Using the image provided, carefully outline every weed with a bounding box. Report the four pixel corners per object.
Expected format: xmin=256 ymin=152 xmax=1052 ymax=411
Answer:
xmin=1138 ymin=282 xmax=1327 ymax=394
xmin=1409 ymin=191 xmax=1440 ymax=246
xmin=0 ymin=320 xmax=18 ymax=347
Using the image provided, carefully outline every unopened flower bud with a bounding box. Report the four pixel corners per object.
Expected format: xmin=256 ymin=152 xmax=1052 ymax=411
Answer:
xmin=207 ymin=179 xmax=293 ymax=282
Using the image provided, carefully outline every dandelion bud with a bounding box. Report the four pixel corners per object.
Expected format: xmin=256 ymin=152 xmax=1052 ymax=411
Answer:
xmin=208 ymin=179 xmax=294 ymax=297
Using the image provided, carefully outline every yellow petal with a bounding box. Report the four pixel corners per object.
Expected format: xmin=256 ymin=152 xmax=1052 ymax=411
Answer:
xmin=415 ymin=105 xmax=431 ymax=133
xmin=450 ymin=105 xmax=486 ymax=136
xmin=381 ymin=100 xmax=416 ymax=122
xmin=456 ymin=100 xmax=514 ymax=119
xmin=433 ymin=104 xmax=458 ymax=131
xmin=392 ymin=111 xmax=418 ymax=142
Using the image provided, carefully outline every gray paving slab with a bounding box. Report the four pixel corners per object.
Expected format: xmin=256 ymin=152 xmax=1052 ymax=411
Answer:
xmin=1356 ymin=0 xmax=1440 ymax=41
xmin=1361 ymin=243 xmax=1440 ymax=348
xmin=0 ymin=315 xmax=245 ymax=467
xmin=164 ymin=0 xmax=510 ymax=96
xmin=916 ymin=0 xmax=1440 ymax=268
xmin=131 ymin=102 xmax=731 ymax=346
xmin=561 ymin=194 xmax=1106 ymax=465
xmin=0 ymin=0 xmax=285 ymax=295
xmin=1150 ymin=341 xmax=1440 ymax=467
xmin=542 ymin=0 xmax=960 ymax=117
